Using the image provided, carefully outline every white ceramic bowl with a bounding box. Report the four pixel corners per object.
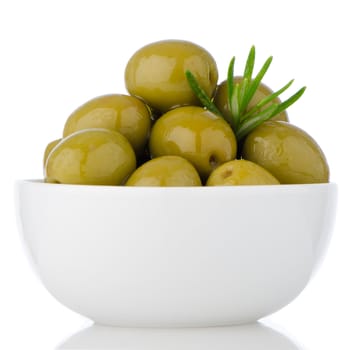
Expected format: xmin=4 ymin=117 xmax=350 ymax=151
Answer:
xmin=15 ymin=180 xmax=337 ymax=327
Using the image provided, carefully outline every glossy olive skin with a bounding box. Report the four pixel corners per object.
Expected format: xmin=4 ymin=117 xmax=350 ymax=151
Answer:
xmin=45 ymin=128 xmax=136 ymax=185
xmin=63 ymin=94 xmax=151 ymax=154
xmin=125 ymin=40 xmax=218 ymax=113
xmin=242 ymin=121 xmax=329 ymax=184
xmin=213 ymin=77 xmax=289 ymax=125
xmin=126 ymin=155 xmax=202 ymax=186
xmin=149 ymin=106 xmax=237 ymax=179
xmin=43 ymin=138 xmax=61 ymax=167
xmin=206 ymin=159 xmax=279 ymax=186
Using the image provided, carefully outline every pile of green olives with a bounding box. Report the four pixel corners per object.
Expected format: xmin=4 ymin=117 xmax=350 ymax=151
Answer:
xmin=44 ymin=39 xmax=329 ymax=186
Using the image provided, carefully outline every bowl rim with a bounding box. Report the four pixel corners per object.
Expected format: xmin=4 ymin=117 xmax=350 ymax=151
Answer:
xmin=15 ymin=179 xmax=337 ymax=193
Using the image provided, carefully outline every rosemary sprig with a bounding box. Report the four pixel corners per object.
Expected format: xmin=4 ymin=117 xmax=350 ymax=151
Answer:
xmin=227 ymin=57 xmax=239 ymax=128
xmin=236 ymin=104 xmax=279 ymax=140
xmin=240 ymin=53 xmax=273 ymax=115
xmin=186 ymin=46 xmax=306 ymax=143
xmin=242 ymin=79 xmax=294 ymax=120
xmin=185 ymin=71 xmax=222 ymax=117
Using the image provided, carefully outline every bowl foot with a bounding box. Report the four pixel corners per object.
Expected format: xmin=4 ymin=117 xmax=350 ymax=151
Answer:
xmin=57 ymin=322 xmax=303 ymax=349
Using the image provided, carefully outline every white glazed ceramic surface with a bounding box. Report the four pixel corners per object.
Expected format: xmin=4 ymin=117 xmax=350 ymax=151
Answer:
xmin=15 ymin=180 xmax=337 ymax=327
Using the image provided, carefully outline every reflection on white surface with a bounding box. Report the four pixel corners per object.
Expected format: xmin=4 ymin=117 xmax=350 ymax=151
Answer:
xmin=57 ymin=322 xmax=303 ymax=349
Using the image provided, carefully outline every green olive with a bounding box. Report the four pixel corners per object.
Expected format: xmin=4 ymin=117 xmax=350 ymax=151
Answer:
xmin=125 ymin=40 xmax=218 ymax=113
xmin=213 ymin=77 xmax=289 ymax=124
xmin=242 ymin=121 xmax=329 ymax=184
xmin=126 ymin=155 xmax=201 ymax=186
xmin=206 ymin=159 xmax=279 ymax=186
xmin=149 ymin=106 xmax=237 ymax=179
xmin=63 ymin=94 xmax=151 ymax=154
xmin=45 ymin=128 xmax=136 ymax=185
xmin=43 ymin=138 xmax=61 ymax=167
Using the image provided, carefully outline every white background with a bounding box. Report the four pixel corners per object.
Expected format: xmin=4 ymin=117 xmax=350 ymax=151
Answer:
xmin=0 ymin=1 xmax=349 ymax=349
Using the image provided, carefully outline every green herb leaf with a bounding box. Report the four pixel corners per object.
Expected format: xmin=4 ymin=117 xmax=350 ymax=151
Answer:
xmin=238 ymin=77 xmax=249 ymax=113
xmin=236 ymin=104 xmax=279 ymax=140
xmin=274 ymin=86 xmax=306 ymax=115
xmin=227 ymin=57 xmax=236 ymax=117
xmin=243 ymin=46 xmax=255 ymax=81
xmin=185 ymin=70 xmax=222 ymax=116
xmin=231 ymin=82 xmax=240 ymax=123
xmin=242 ymin=79 xmax=294 ymax=120
xmin=257 ymin=79 xmax=294 ymax=109
xmin=186 ymin=46 xmax=307 ymax=143
xmin=237 ymin=86 xmax=306 ymax=140
xmin=240 ymin=55 xmax=273 ymax=114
